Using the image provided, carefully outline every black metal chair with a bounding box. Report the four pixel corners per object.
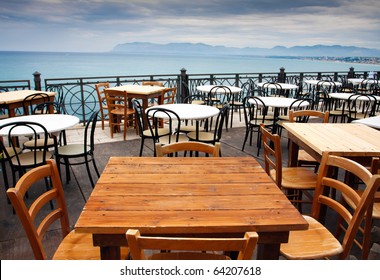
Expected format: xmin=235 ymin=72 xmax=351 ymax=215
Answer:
xmin=187 ymin=104 xmax=229 ymax=156
xmin=22 ymin=92 xmax=50 ymax=115
xmin=132 ymin=98 xmax=170 ymax=157
xmin=241 ymin=96 xmax=272 ymax=156
xmin=54 ymin=110 xmax=100 ymax=188
xmin=146 ymin=107 xmax=188 ymax=155
xmin=0 ymin=121 xmax=52 ymax=201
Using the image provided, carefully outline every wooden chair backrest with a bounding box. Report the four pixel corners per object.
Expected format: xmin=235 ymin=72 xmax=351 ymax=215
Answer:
xmin=142 ymin=81 xmax=164 ymax=87
xmin=314 ymin=152 xmax=380 ymax=259
xmin=104 ymin=89 xmax=129 ymax=114
xmin=95 ymin=82 xmax=110 ymax=110
xmin=289 ymin=109 xmax=330 ymax=123
xmin=155 ymin=142 xmax=221 ymax=157
xmin=162 ymin=87 xmax=177 ymax=104
xmin=6 ymin=159 xmax=70 ymax=260
xmin=260 ymin=124 xmax=282 ymax=188
xmin=126 ymin=229 xmax=258 ymax=260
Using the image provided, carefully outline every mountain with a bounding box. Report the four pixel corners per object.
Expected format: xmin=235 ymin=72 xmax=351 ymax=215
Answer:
xmin=112 ymin=42 xmax=380 ymax=57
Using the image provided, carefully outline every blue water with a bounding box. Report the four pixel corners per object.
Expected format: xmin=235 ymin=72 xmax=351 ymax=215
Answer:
xmin=1 ymin=51 xmax=380 ymax=81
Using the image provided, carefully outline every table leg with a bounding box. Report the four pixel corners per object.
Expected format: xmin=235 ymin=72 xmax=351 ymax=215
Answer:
xmin=100 ymin=246 xmax=121 ymax=260
xmin=256 ymin=243 xmax=281 ymax=260
xmin=288 ymin=139 xmax=300 ymax=167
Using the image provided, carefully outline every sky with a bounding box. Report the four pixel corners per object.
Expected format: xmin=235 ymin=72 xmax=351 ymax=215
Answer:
xmin=1 ymin=0 xmax=380 ymax=52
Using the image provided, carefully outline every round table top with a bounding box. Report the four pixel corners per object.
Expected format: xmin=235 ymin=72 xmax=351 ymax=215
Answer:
xmin=254 ymin=97 xmax=309 ymax=108
xmin=304 ymin=80 xmax=342 ymax=86
xmin=0 ymin=114 xmax=80 ymax=136
xmin=329 ymin=92 xmax=380 ymax=101
xmin=196 ymin=85 xmax=242 ymax=93
xmin=352 ymin=116 xmax=380 ymax=129
xmin=147 ymin=103 xmax=220 ymax=120
xmin=348 ymin=78 xmax=379 ymax=86
xmin=257 ymin=82 xmax=298 ymax=90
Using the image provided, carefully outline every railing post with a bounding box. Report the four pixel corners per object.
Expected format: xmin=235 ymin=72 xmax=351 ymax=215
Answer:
xmin=317 ymin=72 xmax=322 ymax=80
xmin=333 ymin=72 xmax=338 ymax=81
xmin=348 ymin=67 xmax=355 ymax=78
xmin=33 ymin=71 xmax=42 ymax=90
xmin=235 ymin=74 xmax=240 ymax=87
xmin=299 ymin=73 xmax=304 ymax=93
xmin=278 ymin=67 xmax=286 ymax=83
xmin=180 ymin=68 xmax=188 ymax=102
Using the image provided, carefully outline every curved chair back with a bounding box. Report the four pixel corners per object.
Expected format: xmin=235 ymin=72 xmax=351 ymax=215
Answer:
xmin=33 ymin=101 xmax=67 ymax=115
xmin=155 ymin=142 xmax=221 ymax=157
xmin=22 ymin=92 xmax=50 ymax=115
xmin=126 ymin=229 xmax=258 ymax=260
xmin=146 ymin=107 xmax=181 ymax=144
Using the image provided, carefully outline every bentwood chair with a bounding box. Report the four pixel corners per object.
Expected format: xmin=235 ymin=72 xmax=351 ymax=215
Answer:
xmin=132 ymin=99 xmax=170 ymax=156
xmin=22 ymin=92 xmax=50 ymax=115
xmin=260 ymin=124 xmax=318 ymax=213
xmin=23 ymin=101 xmax=68 ymax=150
xmin=0 ymin=121 xmax=53 ymax=195
xmin=54 ymin=111 xmax=100 ymax=188
xmin=146 ymin=107 xmax=188 ymax=154
xmin=104 ymin=88 xmax=137 ymax=140
xmin=242 ymin=96 xmax=273 ymax=156
xmin=187 ymin=104 xmax=229 ymax=151
xmin=95 ymin=82 xmax=110 ymax=130
xmin=280 ymin=152 xmax=380 ymax=260
xmin=155 ymin=142 xmax=221 ymax=157
xmin=7 ymin=159 xmax=129 ymax=260
xmin=126 ymin=229 xmax=258 ymax=260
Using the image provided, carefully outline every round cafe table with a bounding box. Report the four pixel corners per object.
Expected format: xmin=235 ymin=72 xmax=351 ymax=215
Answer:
xmin=196 ymin=85 xmax=242 ymax=94
xmin=0 ymin=114 xmax=80 ymax=137
xmin=253 ymin=96 xmax=310 ymax=133
xmin=147 ymin=103 xmax=219 ymax=140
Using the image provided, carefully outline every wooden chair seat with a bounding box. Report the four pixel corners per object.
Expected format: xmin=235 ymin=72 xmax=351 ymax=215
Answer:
xmin=270 ymin=167 xmax=317 ymax=190
xmin=280 ymin=215 xmax=343 ymax=260
xmin=53 ymin=232 xmax=129 ymax=260
xmin=280 ymin=153 xmax=380 ymax=260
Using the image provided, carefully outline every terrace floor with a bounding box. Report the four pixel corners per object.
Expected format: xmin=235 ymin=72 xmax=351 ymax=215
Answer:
xmin=0 ymin=112 xmax=379 ymax=260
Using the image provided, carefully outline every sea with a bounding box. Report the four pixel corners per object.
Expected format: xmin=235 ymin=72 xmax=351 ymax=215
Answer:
xmin=1 ymin=51 xmax=380 ymax=81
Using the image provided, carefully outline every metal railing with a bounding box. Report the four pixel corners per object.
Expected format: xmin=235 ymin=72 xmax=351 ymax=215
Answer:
xmin=1 ymin=67 xmax=378 ymax=123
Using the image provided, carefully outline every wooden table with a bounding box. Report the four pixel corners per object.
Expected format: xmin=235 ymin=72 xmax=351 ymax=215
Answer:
xmin=107 ymin=84 xmax=166 ymax=110
xmin=282 ymin=123 xmax=380 ymax=167
xmin=75 ymin=157 xmax=308 ymax=260
xmin=0 ymin=90 xmax=56 ymax=117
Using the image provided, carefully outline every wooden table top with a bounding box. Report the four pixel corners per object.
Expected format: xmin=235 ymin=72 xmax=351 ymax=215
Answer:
xmin=75 ymin=157 xmax=307 ymax=236
xmin=283 ymin=123 xmax=380 ymax=163
xmin=0 ymin=90 xmax=56 ymax=104
xmin=107 ymin=84 xmax=165 ymax=96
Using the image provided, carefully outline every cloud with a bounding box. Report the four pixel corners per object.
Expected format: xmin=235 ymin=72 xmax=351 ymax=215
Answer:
xmin=0 ymin=0 xmax=379 ymax=52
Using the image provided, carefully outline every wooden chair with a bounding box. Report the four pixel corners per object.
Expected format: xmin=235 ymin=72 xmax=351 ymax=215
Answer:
xmin=95 ymin=82 xmax=110 ymax=130
xmin=161 ymin=87 xmax=177 ymax=104
xmin=54 ymin=110 xmax=100 ymax=188
xmin=155 ymin=142 xmax=221 ymax=157
xmin=126 ymin=229 xmax=258 ymax=260
xmin=104 ymin=88 xmax=137 ymax=140
xmin=6 ymin=159 xmax=128 ymax=260
xmin=288 ymin=109 xmax=329 ymax=171
xmin=142 ymin=81 xmax=163 ymax=87
xmin=260 ymin=124 xmax=318 ymax=213
xmin=280 ymin=152 xmax=380 ymax=259
xmin=338 ymin=157 xmax=380 ymax=259
xmin=142 ymin=81 xmax=164 ymax=106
